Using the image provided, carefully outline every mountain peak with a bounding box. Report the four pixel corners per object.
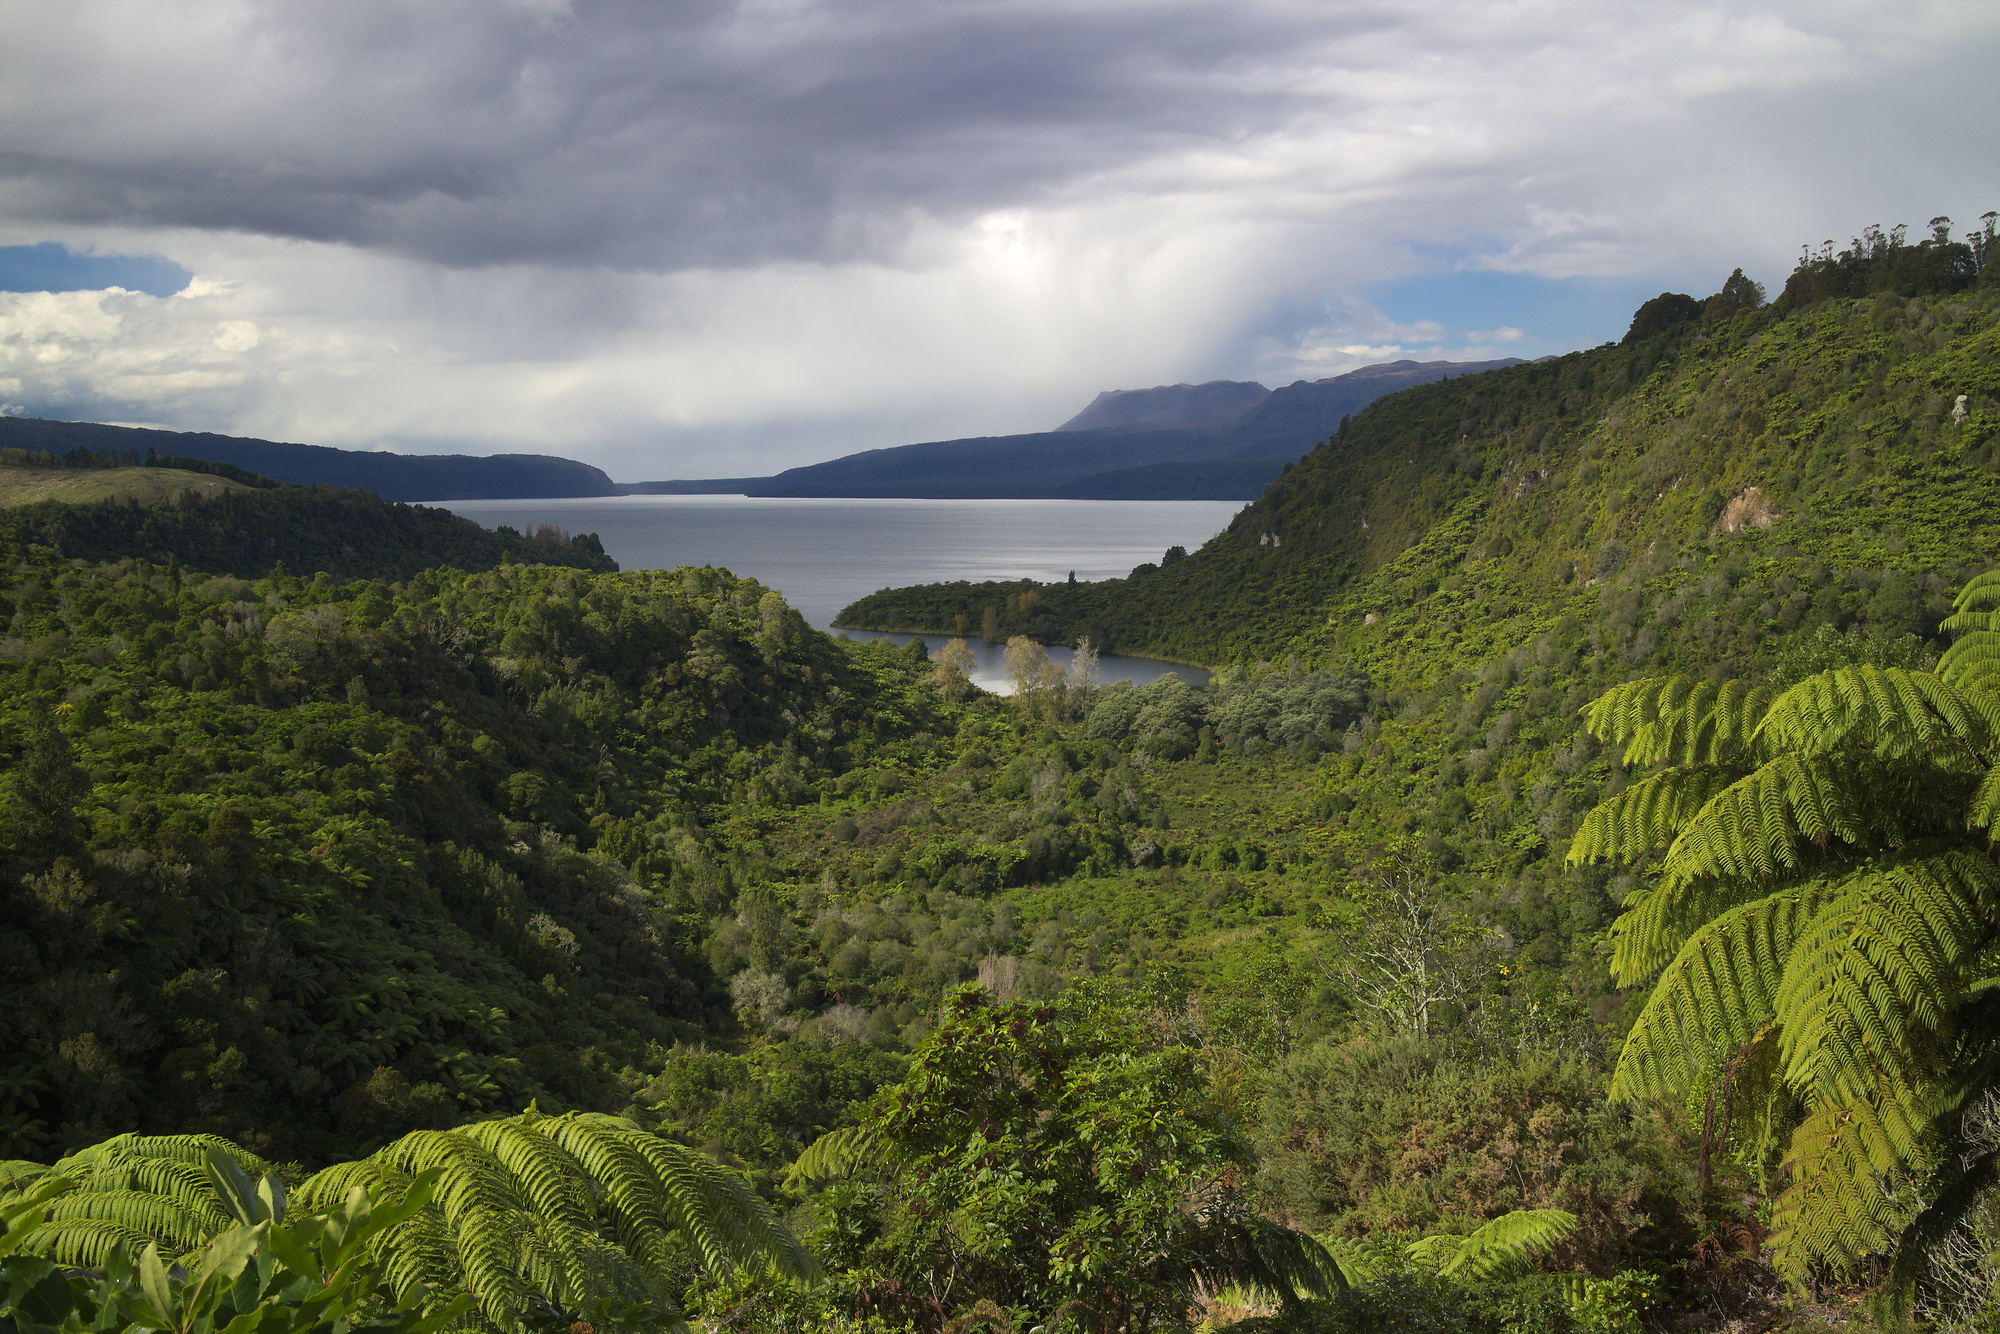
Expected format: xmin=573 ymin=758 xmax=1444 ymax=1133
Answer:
xmin=1056 ymin=379 xmax=1270 ymax=432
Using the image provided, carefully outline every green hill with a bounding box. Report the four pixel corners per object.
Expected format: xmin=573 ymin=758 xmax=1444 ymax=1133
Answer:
xmin=0 ymin=554 xmax=942 ymax=1164
xmin=837 ymin=234 xmax=1999 ymax=669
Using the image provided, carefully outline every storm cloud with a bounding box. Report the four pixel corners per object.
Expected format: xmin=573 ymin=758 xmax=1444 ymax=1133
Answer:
xmin=0 ymin=0 xmax=1995 ymax=476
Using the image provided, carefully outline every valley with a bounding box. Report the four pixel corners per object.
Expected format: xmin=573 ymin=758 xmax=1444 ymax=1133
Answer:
xmin=2 ymin=217 xmax=1999 ymax=1334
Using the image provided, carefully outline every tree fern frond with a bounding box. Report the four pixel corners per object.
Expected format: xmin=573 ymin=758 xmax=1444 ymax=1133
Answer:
xmin=0 ymin=1161 xmax=49 ymax=1193
xmin=1656 ymin=754 xmax=1875 ymax=890
xmin=622 ymin=1120 xmax=818 ymax=1283
xmin=1431 ymin=1209 xmax=1577 ymax=1281
xmin=1776 ymin=851 xmax=2000 ymax=1103
xmin=48 ymin=1111 xmax=812 ymax=1334
xmin=1316 ymin=1236 xmax=1390 ymax=1287
xmin=525 ymin=1113 xmax=682 ymax=1293
xmin=46 ymin=1189 xmax=216 ymax=1253
xmin=1937 ymin=630 xmax=2000 ymax=697
xmin=1566 ymin=766 xmax=1736 ymax=866
xmin=1611 ymin=878 xmax=1850 ymax=1098
xmin=55 ymin=1133 xmax=273 ymax=1183
xmin=1610 ymin=870 xmax=1799 ymax=986
xmin=784 ymin=1126 xmax=889 ymax=1188
xmin=1178 ymin=1209 xmax=1347 ymax=1304
xmin=459 ymin=1119 xmax=594 ymax=1236
xmin=1944 ymin=570 xmax=2000 ymax=628
xmin=1769 ymin=1092 xmax=1921 ymax=1277
xmin=18 ymin=1216 xmax=154 ymax=1268
xmin=1581 ymin=676 xmax=1772 ymax=767
xmin=45 ymin=1139 xmax=236 ymax=1242
xmin=370 ymin=1131 xmax=535 ymax=1328
xmin=1968 ymin=761 xmax=2000 ymax=835
xmin=1757 ymin=668 xmax=1999 ymax=762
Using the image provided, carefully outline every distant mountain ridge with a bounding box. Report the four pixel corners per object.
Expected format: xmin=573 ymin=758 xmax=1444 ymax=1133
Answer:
xmin=724 ymin=356 xmax=1525 ymax=500
xmin=6 ymin=355 xmax=1526 ymax=505
xmin=0 ymin=417 xmax=620 ymax=501
xmin=1056 ymin=380 xmax=1270 ymax=432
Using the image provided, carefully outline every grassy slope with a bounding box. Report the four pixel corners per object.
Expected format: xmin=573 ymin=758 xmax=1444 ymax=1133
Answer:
xmin=0 ymin=465 xmax=251 ymax=507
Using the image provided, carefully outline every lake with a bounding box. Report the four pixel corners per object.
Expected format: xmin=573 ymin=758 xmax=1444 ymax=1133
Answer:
xmin=440 ymin=494 xmax=1237 ymax=692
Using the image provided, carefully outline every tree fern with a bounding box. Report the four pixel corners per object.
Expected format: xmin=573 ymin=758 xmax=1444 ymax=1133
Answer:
xmin=1774 ymin=852 xmax=2000 ymax=1102
xmin=6 ymin=1110 xmax=814 ymax=1334
xmin=295 ymin=1109 xmax=816 ymax=1333
xmin=1610 ymin=879 xmax=1851 ymax=1101
xmin=1656 ymin=754 xmax=1878 ymax=889
xmin=1574 ymin=573 xmax=2000 ymax=1286
xmin=1767 ymin=1091 xmax=1925 ymax=1272
xmin=0 ymin=1134 xmax=268 ymax=1266
xmin=1582 ymin=676 xmax=1773 ymax=768
xmin=1756 ymin=667 xmax=2000 ymax=762
xmin=1567 ymin=767 xmax=1736 ymax=867
xmin=1407 ymin=1209 xmax=1578 ymax=1282
xmin=782 ymin=1125 xmax=889 ymax=1189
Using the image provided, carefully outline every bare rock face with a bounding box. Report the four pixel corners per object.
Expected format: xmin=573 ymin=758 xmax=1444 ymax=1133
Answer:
xmin=1055 ymin=380 xmax=1270 ymax=431
xmin=1719 ymin=486 xmax=1778 ymax=532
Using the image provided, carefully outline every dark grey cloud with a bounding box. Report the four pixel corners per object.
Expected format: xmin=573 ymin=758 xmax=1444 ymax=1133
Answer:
xmin=0 ymin=0 xmax=1378 ymax=268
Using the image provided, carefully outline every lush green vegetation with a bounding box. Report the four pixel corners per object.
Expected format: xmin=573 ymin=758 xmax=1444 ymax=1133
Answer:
xmin=0 ymin=485 xmax=613 ymax=581
xmin=11 ymin=216 xmax=2000 ymax=1334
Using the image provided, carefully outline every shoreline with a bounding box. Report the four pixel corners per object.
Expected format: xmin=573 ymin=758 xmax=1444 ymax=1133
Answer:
xmin=827 ymin=620 xmax=1214 ymax=674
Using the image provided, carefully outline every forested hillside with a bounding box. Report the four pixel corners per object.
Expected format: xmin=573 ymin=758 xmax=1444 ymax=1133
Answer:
xmin=839 ymin=221 xmax=1999 ymax=667
xmin=0 ymin=552 xmax=947 ymax=1163
xmin=0 ymin=468 xmax=613 ymax=579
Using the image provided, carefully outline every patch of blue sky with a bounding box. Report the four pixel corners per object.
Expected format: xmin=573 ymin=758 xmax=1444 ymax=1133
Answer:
xmin=1364 ymin=266 xmax=1679 ymax=355
xmin=0 ymin=243 xmax=191 ymax=297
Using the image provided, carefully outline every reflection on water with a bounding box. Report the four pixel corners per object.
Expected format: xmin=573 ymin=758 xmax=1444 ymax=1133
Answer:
xmin=440 ymin=494 xmax=1237 ymax=692
xmin=834 ymin=629 xmax=1207 ymax=695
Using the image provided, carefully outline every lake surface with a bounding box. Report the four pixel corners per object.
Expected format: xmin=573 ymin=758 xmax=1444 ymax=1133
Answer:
xmin=440 ymin=495 xmax=1237 ymax=691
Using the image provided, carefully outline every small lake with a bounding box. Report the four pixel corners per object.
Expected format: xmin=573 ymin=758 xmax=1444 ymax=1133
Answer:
xmin=440 ymin=494 xmax=1235 ymax=692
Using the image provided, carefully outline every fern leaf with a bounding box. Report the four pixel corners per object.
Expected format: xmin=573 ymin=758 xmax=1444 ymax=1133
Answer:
xmin=1433 ymin=1210 xmax=1577 ymax=1281
xmin=1316 ymin=1235 xmax=1390 ymax=1287
xmin=1757 ymin=667 xmax=2000 ymax=762
xmin=1179 ymin=1209 xmax=1347 ymax=1303
xmin=1938 ymin=630 xmax=2000 ymax=696
xmin=1582 ymin=676 xmax=1772 ymax=767
xmin=459 ymin=1119 xmax=593 ymax=1236
xmin=46 ymin=1189 xmax=215 ymax=1253
xmin=524 ymin=1113 xmax=682 ymax=1298
xmin=1567 ymin=766 xmax=1735 ymax=866
xmin=1656 ymin=754 xmax=1874 ymax=890
xmin=18 ymin=1216 xmax=154 ymax=1268
xmin=371 ymin=1130 xmax=535 ymax=1328
xmin=1610 ymin=874 xmax=1769 ymax=986
xmin=784 ymin=1126 xmax=889 ymax=1188
xmin=1969 ymin=761 xmax=2000 ymax=835
xmin=1776 ymin=851 xmax=2000 ymax=1103
xmin=1611 ymin=879 xmax=1848 ymax=1099
xmin=1944 ymin=570 xmax=2000 ymax=629
xmin=620 ymin=1121 xmax=818 ymax=1283
xmin=0 ymin=1161 xmax=49 ymax=1193
xmin=1768 ymin=1092 xmax=1920 ymax=1277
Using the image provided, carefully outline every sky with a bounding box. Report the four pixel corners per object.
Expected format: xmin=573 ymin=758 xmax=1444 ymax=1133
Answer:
xmin=0 ymin=0 xmax=1994 ymax=481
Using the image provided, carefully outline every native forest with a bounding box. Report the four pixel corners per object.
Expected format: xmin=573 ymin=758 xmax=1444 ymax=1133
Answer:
xmin=2 ymin=216 xmax=2000 ymax=1334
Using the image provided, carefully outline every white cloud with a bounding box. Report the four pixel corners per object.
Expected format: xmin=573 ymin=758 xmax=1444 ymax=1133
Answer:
xmin=0 ymin=0 xmax=1994 ymax=476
